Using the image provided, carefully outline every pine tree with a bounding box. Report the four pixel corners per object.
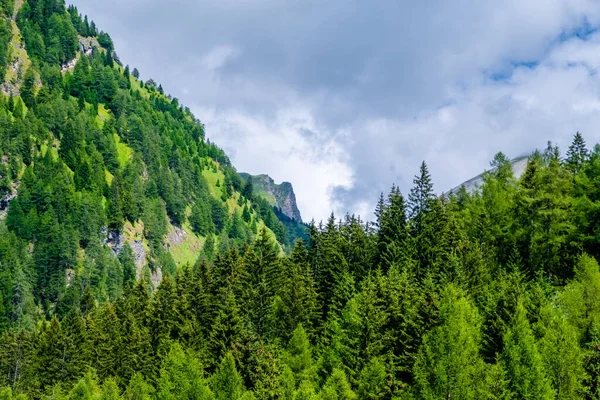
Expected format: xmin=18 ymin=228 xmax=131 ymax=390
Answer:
xmin=337 ymin=276 xmax=386 ymax=384
xmin=380 ymin=266 xmax=425 ymax=385
xmin=68 ymin=370 xmax=101 ymax=400
xmin=377 ymin=186 xmax=409 ymax=271
xmin=242 ymin=177 xmax=253 ymax=200
xmin=537 ymin=304 xmax=586 ymax=399
xmin=208 ymin=290 xmax=246 ymax=367
xmin=124 ymin=373 xmax=153 ymax=400
xmin=119 ymin=243 xmax=137 ymax=289
xmin=150 ymin=274 xmax=178 ymax=359
xmin=282 ymin=324 xmax=315 ymax=384
xmin=100 ymin=378 xmax=122 ymax=400
xmin=357 ymin=357 xmax=388 ymax=400
xmin=245 ymin=229 xmax=280 ymax=338
xmin=20 ymin=68 xmax=36 ymax=108
xmin=320 ymin=369 xmax=357 ymax=400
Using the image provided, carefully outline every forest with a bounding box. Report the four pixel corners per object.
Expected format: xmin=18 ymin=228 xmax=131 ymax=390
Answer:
xmin=0 ymin=0 xmax=600 ymax=399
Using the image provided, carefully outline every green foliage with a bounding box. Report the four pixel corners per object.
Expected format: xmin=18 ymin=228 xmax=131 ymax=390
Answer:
xmin=502 ymin=302 xmax=554 ymax=399
xmin=156 ymin=342 xmax=213 ymax=400
xmin=1 ymin=1 xmax=600 ymax=399
xmin=211 ymin=353 xmax=243 ymax=400
xmin=125 ymin=373 xmax=153 ymax=400
xmin=320 ymin=369 xmax=356 ymax=400
xmin=413 ymin=285 xmax=485 ymax=399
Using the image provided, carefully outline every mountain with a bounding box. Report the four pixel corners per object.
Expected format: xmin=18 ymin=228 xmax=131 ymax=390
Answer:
xmin=449 ymin=154 xmax=530 ymax=194
xmin=239 ymin=172 xmax=303 ymax=222
xmin=0 ymin=0 xmax=304 ymax=317
xmin=2 ymin=1 xmax=599 ymax=399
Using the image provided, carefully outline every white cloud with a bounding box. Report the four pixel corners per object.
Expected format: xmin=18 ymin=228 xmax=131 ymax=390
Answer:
xmin=201 ymin=45 xmax=240 ymax=70
xmin=197 ymin=106 xmax=353 ymax=222
xmin=70 ymin=0 xmax=600 ymax=221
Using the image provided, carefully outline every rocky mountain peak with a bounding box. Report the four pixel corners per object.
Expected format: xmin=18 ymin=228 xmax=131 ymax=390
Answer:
xmin=240 ymin=173 xmax=303 ymax=222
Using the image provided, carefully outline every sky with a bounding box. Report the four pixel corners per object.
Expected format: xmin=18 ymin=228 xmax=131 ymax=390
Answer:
xmin=72 ymin=0 xmax=600 ymax=222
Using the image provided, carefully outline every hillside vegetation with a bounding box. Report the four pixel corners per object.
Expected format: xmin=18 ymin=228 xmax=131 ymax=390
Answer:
xmin=0 ymin=0 xmax=302 ymax=326
xmin=1 ymin=0 xmax=600 ymax=399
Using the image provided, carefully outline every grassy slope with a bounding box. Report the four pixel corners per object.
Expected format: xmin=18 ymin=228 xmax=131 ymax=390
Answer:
xmin=254 ymin=188 xmax=277 ymax=206
xmin=165 ymin=161 xmax=281 ymax=265
xmin=5 ymin=19 xmax=31 ymax=90
xmin=167 ymin=221 xmax=205 ymax=267
xmin=79 ymin=67 xmax=281 ymax=269
xmin=113 ymin=133 xmax=133 ymax=169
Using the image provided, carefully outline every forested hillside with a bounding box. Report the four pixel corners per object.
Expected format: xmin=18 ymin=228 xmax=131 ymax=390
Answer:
xmin=1 ymin=0 xmax=600 ymax=399
xmin=0 ymin=0 xmax=307 ymax=329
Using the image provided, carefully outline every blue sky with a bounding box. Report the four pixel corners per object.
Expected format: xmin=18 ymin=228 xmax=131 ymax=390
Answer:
xmin=73 ymin=0 xmax=600 ymax=221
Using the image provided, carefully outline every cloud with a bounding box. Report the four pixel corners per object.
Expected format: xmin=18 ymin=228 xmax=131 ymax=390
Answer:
xmin=71 ymin=0 xmax=600 ymax=221
xmin=195 ymin=106 xmax=353 ymax=222
xmin=201 ymin=45 xmax=240 ymax=71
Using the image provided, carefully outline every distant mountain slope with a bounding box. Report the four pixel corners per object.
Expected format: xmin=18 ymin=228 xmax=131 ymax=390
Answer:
xmin=0 ymin=0 xmax=303 ymax=320
xmin=239 ymin=172 xmax=303 ymax=222
xmin=449 ymin=155 xmax=530 ymax=194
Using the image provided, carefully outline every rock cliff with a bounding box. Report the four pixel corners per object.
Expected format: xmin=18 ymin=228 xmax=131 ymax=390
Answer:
xmin=239 ymin=173 xmax=303 ymax=222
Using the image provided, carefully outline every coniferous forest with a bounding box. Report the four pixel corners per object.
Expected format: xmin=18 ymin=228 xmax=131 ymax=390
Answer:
xmin=1 ymin=0 xmax=600 ymax=399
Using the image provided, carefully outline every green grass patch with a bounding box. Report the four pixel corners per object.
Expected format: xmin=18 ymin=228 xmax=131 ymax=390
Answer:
xmin=254 ymin=189 xmax=277 ymax=206
xmin=105 ymin=169 xmax=114 ymax=185
xmin=113 ymin=134 xmax=133 ymax=169
xmin=202 ymin=166 xmax=225 ymax=199
xmin=123 ymin=221 xmax=145 ymax=242
xmin=129 ymin=76 xmax=151 ymax=99
xmin=96 ymin=104 xmax=111 ymax=128
xmin=5 ymin=20 xmax=30 ymax=86
xmin=167 ymin=221 xmax=205 ymax=268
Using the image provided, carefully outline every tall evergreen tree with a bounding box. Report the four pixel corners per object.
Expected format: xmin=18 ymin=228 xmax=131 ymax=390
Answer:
xmin=408 ymin=161 xmax=434 ymax=233
xmin=566 ymin=132 xmax=588 ymax=174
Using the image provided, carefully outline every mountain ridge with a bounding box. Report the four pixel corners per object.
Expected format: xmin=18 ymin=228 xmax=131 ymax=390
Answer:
xmin=0 ymin=0 xmax=304 ymax=316
xmin=448 ymin=154 xmax=531 ymax=194
xmin=239 ymin=172 xmax=303 ymax=222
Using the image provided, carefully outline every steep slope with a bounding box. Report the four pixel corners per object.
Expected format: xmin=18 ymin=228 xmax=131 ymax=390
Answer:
xmin=0 ymin=0 xmax=303 ymax=322
xmin=448 ymin=154 xmax=530 ymax=194
xmin=239 ymin=172 xmax=303 ymax=222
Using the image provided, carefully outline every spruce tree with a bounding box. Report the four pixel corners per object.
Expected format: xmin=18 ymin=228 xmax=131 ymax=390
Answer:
xmin=537 ymin=304 xmax=586 ymax=399
xmin=377 ymin=186 xmax=409 ymax=271
xmin=408 ymin=161 xmax=434 ymax=232
xmin=20 ymin=68 xmax=36 ymax=108
xmin=125 ymin=373 xmax=153 ymax=400
xmin=320 ymin=369 xmax=357 ymax=400
xmin=566 ymin=132 xmax=588 ymax=174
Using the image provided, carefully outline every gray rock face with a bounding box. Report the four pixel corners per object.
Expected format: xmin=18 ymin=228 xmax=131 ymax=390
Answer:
xmin=448 ymin=155 xmax=530 ymax=194
xmin=239 ymin=173 xmax=303 ymax=222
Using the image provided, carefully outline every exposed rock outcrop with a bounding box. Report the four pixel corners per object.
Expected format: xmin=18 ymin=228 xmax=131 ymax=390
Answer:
xmin=239 ymin=173 xmax=303 ymax=222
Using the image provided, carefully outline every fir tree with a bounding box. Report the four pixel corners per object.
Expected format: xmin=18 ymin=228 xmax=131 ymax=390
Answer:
xmin=408 ymin=161 xmax=434 ymax=231
xmin=566 ymin=132 xmax=588 ymax=174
